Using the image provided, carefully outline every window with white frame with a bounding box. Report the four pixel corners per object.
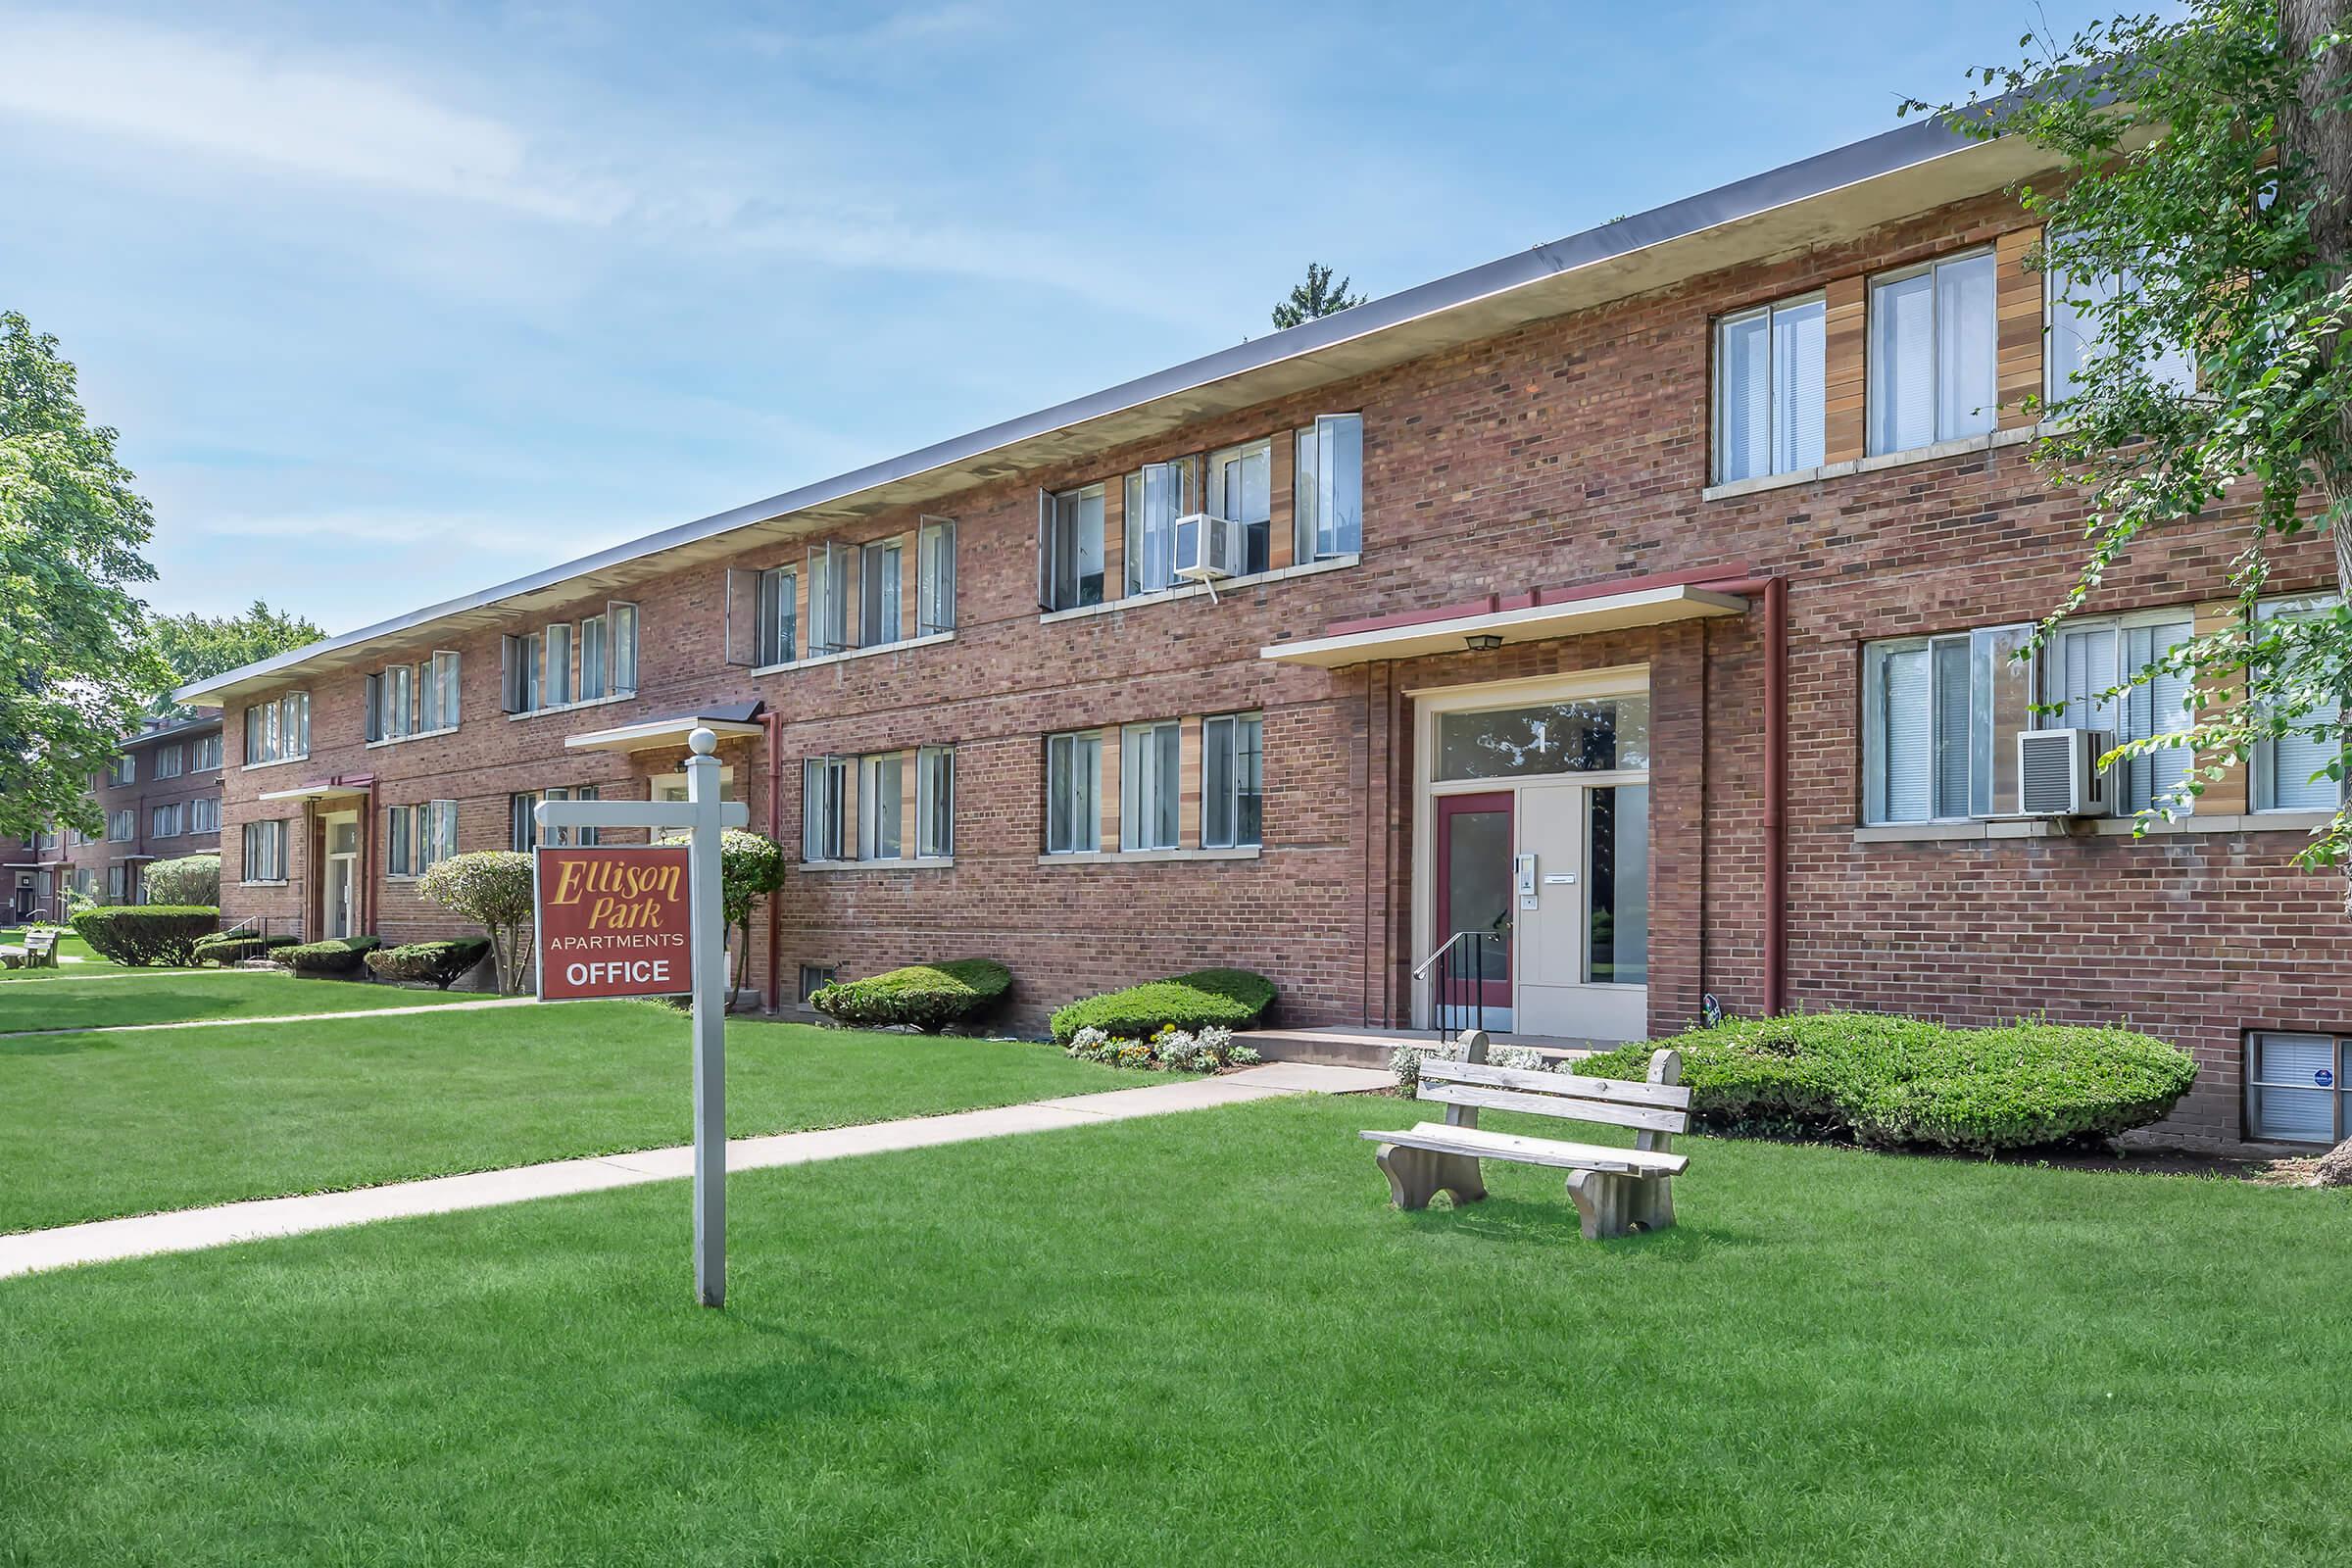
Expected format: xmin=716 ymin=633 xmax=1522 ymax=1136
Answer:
xmin=154 ymin=745 xmax=183 ymax=780
xmin=1209 ymin=439 xmax=1273 ymax=576
xmin=420 ymin=650 xmax=460 ymax=732
xmin=916 ymin=745 xmax=955 ymax=858
xmin=1202 ymin=711 xmax=1264 ymax=849
xmin=861 ymin=539 xmax=904 ymax=648
xmin=1045 ymin=730 xmax=1102 ymax=854
xmin=1714 ymin=293 xmax=1827 ymax=482
xmin=2044 ymin=612 xmax=2196 ymax=814
xmin=917 ymin=518 xmax=956 ymax=636
xmin=1042 ymin=483 xmax=1106 ymax=611
xmin=1120 ymin=720 xmax=1182 ymax=851
xmin=150 ymin=803 xmax=182 ymax=838
xmin=108 ymin=863 xmax=129 ymax=903
xmin=505 ymin=606 xmax=634 ymax=714
xmin=190 ymin=796 xmax=220 ymax=834
xmin=2254 ymin=597 xmax=2347 ymax=812
xmin=1869 ymin=250 xmax=1997 ymax=455
xmin=611 ymin=602 xmax=639 ymax=695
xmin=808 ymin=545 xmax=850 ymax=656
xmin=511 ymin=786 xmax=600 ymax=851
xmin=106 ymin=808 xmax=133 ymax=843
xmin=108 ymin=755 xmax=135 ymax=786
xmin=2046 ymin=247 xmax=2197 ymax=407
xmin=858 ymin=753 xmax=903 ymax=859
xmin=1125 ymin=458 xmax=1198 ymax=596
xmin=193 ymin=732 xmax=223 ymax=772
xmin=2247 ymin=1031 xmax=2352 ymax=1143
xmin=1294 ymin=413 xmax=1364 ymax=562
xmin=655 ymin=768 xmax=737 ymax=804
xmin=802 ymin=756 xmax=850 ymax=861
xmin=758 ymin=564 xmax=797 ymax=665
xmin=242 ymin=692 xmax=310 ymax=765
xmin=544 ymin=622 xmax=574 ymax=708
xmin=367 ymin=662 xmax=417 ymax=742
xmin=579 ymin=612 xmax=609 ymax=701
xmin=515 ymin=630 xmax=543 ymax=712
xmin=242 ymin=818 xmax=288 ymax=882
xmin=386 ymin=800 xmax=459 ymax=878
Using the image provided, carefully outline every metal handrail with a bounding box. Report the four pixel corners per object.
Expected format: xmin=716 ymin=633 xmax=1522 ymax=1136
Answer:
xmin=1412 ymin=928 xmax=1480 ymax=981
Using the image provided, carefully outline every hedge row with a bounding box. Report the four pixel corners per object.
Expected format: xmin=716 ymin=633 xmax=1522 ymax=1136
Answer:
xmin=1049 ymin=968 xmax=1275 ymax=1044
xmin=272 ymin=936 xmax=380 ymax=975
xmin=810 ymin=959 xmax=1010 ymax=1031
xmin=70 ymin=906 xmax=219 ymax=967
xmin=366 ymin=939 xmax=492 ymax=989
xmin=1575 ymin=1012 xmax=2198 ymax=1154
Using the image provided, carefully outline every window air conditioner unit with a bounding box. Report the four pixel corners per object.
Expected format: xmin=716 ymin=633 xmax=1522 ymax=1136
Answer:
xmin=2016 ymin=728 xmax=2115 ymax=817
xmin=1172 ymin=513 xmax=1245 ymax=585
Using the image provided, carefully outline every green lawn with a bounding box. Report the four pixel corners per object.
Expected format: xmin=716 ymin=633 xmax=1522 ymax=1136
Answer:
xmin=1 ymin=1003 xmax=1132 ymax=1232
xmin=2 ymin=1095 xmax=2345 ymax=1565
xmin=0 ymin=970 xmax=489 ymax=1034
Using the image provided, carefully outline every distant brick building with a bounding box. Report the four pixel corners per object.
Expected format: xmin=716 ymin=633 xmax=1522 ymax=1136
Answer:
xmin=182 ymin=118 xmax=2350 ymax=1149
xmin=24 ymin=715 xmax=225 ymax=918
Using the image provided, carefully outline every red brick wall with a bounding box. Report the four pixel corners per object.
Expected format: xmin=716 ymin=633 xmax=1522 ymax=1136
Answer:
xmin=213 ymin=184 xmax=2346 ymax=1145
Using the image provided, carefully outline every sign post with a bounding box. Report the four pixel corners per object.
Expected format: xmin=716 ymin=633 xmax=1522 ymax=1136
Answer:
xmin=534 ymin=726 xmax=748 ymax=1307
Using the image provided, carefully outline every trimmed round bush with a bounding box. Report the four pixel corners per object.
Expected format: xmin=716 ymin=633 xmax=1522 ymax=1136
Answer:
xmin=365 ymin=938 xmax=493 ymax=990
xmin=272 ymin=936 xmax=381 ymax=976
xmin=1576 ymin=1012 xmax=2198 ymax=1154
xmin=193 ymin=932 xmax=299 ymax=965
xmin=142 ymin=854 xmax=221 ymax=906
xmin=70 ymin=906 xmax=220 ymax=967
xmin=810 ymin=959 xmax=1011 ymax=1031
xmin=1049 ymin=967 xmax=1276 ymax=1044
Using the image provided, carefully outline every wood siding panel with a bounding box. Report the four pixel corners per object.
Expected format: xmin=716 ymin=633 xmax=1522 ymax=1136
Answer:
xmin=1823 ymin=275 xmax=1868 ymax=464
xmin=1996 ymin=225 xmax=2044 ymax=429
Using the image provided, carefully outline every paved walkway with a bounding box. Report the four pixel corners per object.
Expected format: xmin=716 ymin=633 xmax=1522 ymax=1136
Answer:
xmin=0 ymin=1061 xmax=1391 ymax=1279
xmin=0 ymin=995 xmax=538 ymax=1040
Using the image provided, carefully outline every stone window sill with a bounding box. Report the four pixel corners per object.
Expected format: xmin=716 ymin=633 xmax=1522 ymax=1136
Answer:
xmin=798 ymin=857 xmax=955 ymax=872
xmin=237 ymin=879 xmax=290 ymax=888
xmin=1853 ymin=809 xmax=2336 ymax=844
xmin=366 ymin=724 xmax=461 ymax=750
xmin=239 ymin=755 xmax=311 ymax=773
xmin=507 ymin=692 xmax=635 ymax=723
xmin=1036 ymin=846 xmax=1263 ymax=865
xmin=1039 ymin=555 xmax=1359 ymax=624
xmin=1702 ymin=425 xmax=2040 ymax=503
xmin=754 ymin=631 xmax=955 ymax=676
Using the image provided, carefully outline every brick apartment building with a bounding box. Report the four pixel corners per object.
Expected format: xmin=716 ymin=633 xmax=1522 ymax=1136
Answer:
xmin=8 ymin=716 xmax=226 ymax=919
xmin=179 ymin=117 xmax=2351 ymax=1149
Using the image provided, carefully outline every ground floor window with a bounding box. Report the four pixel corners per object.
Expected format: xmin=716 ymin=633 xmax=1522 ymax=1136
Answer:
xmin=107 ymin=863 xmax=130 ymax=903
xmin=242 ymin=819 xmax=288 ymax=883
xmin=2247 ymin=1032 xmax=2352 ymax=1144
xmin=803 ymin=757 xmax=849 ymax=861
xmin=511 ymin=788 xmax=600 ymax=851
xmin=387 ymin=801 xmax=459 ymax=878
xmin=1120 ymin=720 xmax=1181 ymax=851
xmin=1202 ymin=711 xmax=1263 ymax=849
xmin=1045 ymin=731 xmax=1102 ymax=854
xmin=798 ymin=963 xmax=837 ymax=1003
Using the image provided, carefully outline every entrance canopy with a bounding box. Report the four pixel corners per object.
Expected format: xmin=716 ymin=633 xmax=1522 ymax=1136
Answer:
xmin=1260 ymin=581 xmax=1747 ymax=669
xmin=565 ymin=702 xmax=764 ymax=756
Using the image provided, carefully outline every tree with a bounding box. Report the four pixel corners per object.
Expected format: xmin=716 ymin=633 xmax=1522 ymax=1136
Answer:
xmin=661 ymin=827 xmax=785 ymax=1010
xmin=417 ymin=851 xmax=536 ymax=996
xmin=147 ymin=601 xmax=322 ymax=715
xmin=1270 ymin=263 xmax=1368 ymax=329
xmin=142 ymin=853 xmax=220 ymax=906
xmin=0 ymin=311 xmax=171 ymax=841
xmin=1909 ymin=2 xmax=2352 ymax=905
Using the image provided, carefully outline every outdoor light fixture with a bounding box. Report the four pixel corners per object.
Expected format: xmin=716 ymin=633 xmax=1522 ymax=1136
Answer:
xmin=1464 ymin=633 xmax=1504 ymax=652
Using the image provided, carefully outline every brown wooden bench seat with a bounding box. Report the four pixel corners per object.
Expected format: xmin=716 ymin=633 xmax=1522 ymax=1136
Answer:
xmin=1362 ymin=1031 xmax=1691 ymax=1240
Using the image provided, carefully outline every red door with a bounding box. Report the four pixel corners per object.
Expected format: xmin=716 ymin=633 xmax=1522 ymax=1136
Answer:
xmin=1435 ymin=791 xmax=1513 ymax=1013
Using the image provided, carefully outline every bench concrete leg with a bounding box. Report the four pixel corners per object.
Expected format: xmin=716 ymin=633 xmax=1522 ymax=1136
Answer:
xmin=1566 ymin=1172 xmax=1674 ymax=1239
xmin=1374 ymin=1144 xmax=1487 ymax=1210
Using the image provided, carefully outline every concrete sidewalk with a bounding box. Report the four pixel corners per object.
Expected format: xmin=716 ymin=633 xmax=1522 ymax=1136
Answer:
xmin=0 ymin=1061 xmax=1391 ymax=1279
xmin=0 ymin=995 xmax=538 ymax=1040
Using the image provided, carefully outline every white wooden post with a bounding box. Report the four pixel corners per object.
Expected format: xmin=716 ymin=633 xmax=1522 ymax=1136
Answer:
xmin=684 ymin=726 xmax=728 ymax=1307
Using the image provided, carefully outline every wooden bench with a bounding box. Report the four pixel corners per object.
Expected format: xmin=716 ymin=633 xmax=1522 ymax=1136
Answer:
xmin=7 ymin=928 xmax=63 ymax=969
xmin=1362 ymin=1031 xmax=1691 ymax=1240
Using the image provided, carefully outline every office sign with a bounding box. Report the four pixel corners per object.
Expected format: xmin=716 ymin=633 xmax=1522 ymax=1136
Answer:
xmin=534 ymin=844 xmax=694 ymax=1001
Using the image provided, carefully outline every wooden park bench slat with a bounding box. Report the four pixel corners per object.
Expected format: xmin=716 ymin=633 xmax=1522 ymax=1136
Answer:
xmin=1363 ymin=1032 xmax=1691 ymax=1240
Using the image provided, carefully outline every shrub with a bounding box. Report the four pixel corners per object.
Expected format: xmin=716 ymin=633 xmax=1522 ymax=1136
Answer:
xmin=1575 ymin=1012 xmax=2199 ymax=1154
xmin=70 ymin=906 xmax=219 ymax=966
xmin=1049 ymin=968 xmax=1276 ymax=1044
xmin=417 ymin=852 xmax=534 ymax=995
xmin=365 ymin=938 xmax=494 ymax=989
xmin=142 ymin=854 xmax=220 ymax=906
xmin=809 ymin=959 xmax=1011 ymax=1031
xmin=272 ymin=936 xmax=381 ymax=976
xmin=193 ymin=932 xmax=299 ymax=965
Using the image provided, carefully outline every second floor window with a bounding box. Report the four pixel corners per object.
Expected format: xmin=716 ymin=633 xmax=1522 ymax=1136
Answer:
xmin=107 ymin=808 xmax=133 ymax=842
xmin=1870 ymin=250 xmax=1996 ymax=456
xmin=1715 ymin=294 xmax=1826 ymax=482
xmin=917 ymin=518 xmax=956 ymax=636
xmin=1294 ymin=413 xmax=1363 ymax=562
xmin=193 ymin=732 xmax=223 ymax=771
xmin=242 ymin=818 xmax=288 ymax=882
xmin=108 ymin=755 xmax=135 ymax=787
xmin=505 ymin=604 xmax=636 ymax=714
xmin=190 ymin=796 xmax=220 ymax=834
xmin=1120 ymin=720 xmax=1181 ymax=852
xmin=243 ymin=692 xmax=310 ymax=765
xmin=1202 ymin=712 xmax=1264 ymax=849
xmin=420 ymin=650 xmax=461 ymax=732
xmin=1125 ymin=458 xmax=1197 ymax=596
xmin=1041 ymin=483 xmax=1105 ymax=611
xmin=1045 ymin=730 xmax=1102 ymax=854
xmin=154 ymin=745 xmax=182 ymax=779
xmin=808 ymin=545 xmax=850 ymax=657
xmin=2046 ymin=253 xmax=2198 ymax=408
xmin=151 ymin=804 xmax=182 ymax=838
xmin=1208 ymin=439 xmax=1273 ymax=576
xmin=760 ymin=564 xmax=797 ymax=665
xmin=861 ymin=539 xmax=904 ymax=647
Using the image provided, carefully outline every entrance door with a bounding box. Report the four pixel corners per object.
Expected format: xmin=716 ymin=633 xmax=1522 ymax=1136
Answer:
xmin=1515 ymin=782 xmax=1648 ymax=1041
xmin=1434 ymin=791 xmax=1514 ymax=1026
xmin=322 ymin=812 xmax=361 ymax=940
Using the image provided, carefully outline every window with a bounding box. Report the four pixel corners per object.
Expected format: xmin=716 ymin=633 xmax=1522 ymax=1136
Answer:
xmin=654 ymin=768 xmax=737 ymax=804
xmin=610 ymin=602 xmax=639 ymax=695
xmin=420 ymin=651 xmax=461 ymax=732
xmin=2044 ymin=614 xmax=2195 ymax=814
xmin=1436 ymin=697 xmax=1651 ymax=782
xmin=859 ymin=753 xmax=903 ymax=859
xmin=1125 ymin=459 xmax=1197 ymax=596
xmin=108 ymin=755 xmax=135 ymax=786
xmin=2247 ymin=1032 xmax=2352 ymax=1144
xmin=242 ymin=818 xmax=288 ymax=882
xmin=106 ymin=809 xmax=133 ymax=843
xmin=579 ymin=614 xmax=609 ymax=700
xmin=2046 ymin=252 xmax=2197 ymax=407
xmin=1209 ymin=440 xmax=1273 ymax=576
xmin=808 ymin=545 xmax=850 ymax=657
xmin=2255 ymin=597 xmax=2347 ymax=813
xmin=1864 ymin=630 xmax=2031 ymax=824
xmin=150 ymin=804 xmax=182 ymax=838
xmin=1714 ymin=294 xmax=1826 ymax=481
xmin=193 ymin=732 xmax=222 ymax=771
xmin=368 ymin=662 xmax=417 ymax=743
xmin=803 ymin=756 xmax=849 ymax=861
xmin=1045 ymin=730 xmax=1102 ymax=854
xmin=243 ymin=691 xmax=310 ymax=766
xmin=190 ymin=796 xmax=220 ymax=834
xmin=1586 ymin=785 xmax=1649 ymax=984
xmin=510 ymin=609 xmax=632 ymax=713
xmin=1294 ymin=413 xmax=1364 ymax=562
xmin=108 ymin=863 xmax=129 ymax=903
xmin=1042 ymin=483 xmax=1106 ymax=611
xmin=917 ymin=518 xmax=956 ymax=636
xmin=1202 ymin=712 xmax=1263 ymax=849
xmin=518 ymin=631 xmax=543 ymax=712
xmin=861 ymin=539 xmax=903 ymax=648
xmin=916 ymin=745 xmax=955 ymax=858
xmin=544 ymin=622 xmax=573 ymax=709
xmin=155 ymin=745 xmax=182 ymax=780
xmin=798 ymin=963 xmax=838 ymax=1004
xmin=1869 ymin=250 xmax=1997 ymax=455
xmin=1120 ymin=720 xmax=1181 ymax=851
xmin=758 ymin=565 xmax=797 ymax=666
xmin=387 ymin=801 xmax=459 ymax=878
xmin=511 ymin=787 xmax=601 ymax=852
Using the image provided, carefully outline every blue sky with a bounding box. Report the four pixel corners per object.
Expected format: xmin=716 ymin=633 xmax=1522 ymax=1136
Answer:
xmin=2 ymin=0 xmax=2137 ymax=633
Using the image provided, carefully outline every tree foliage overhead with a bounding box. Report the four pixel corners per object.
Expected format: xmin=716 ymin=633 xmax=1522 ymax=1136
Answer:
xmin=0 ymin=311 xmax=170 ymax=842
xmin=1910 ymin=1 xmax=2352 ymax=896
xmin=147 ymin=601 xmax=322 ymax=716
xmin=1270 ymin=262 xmax=1368 ymax=329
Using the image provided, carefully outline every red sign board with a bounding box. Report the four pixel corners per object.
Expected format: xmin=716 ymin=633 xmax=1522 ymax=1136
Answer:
xmin=535 ymin=845 xmax=694 ymax=1001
